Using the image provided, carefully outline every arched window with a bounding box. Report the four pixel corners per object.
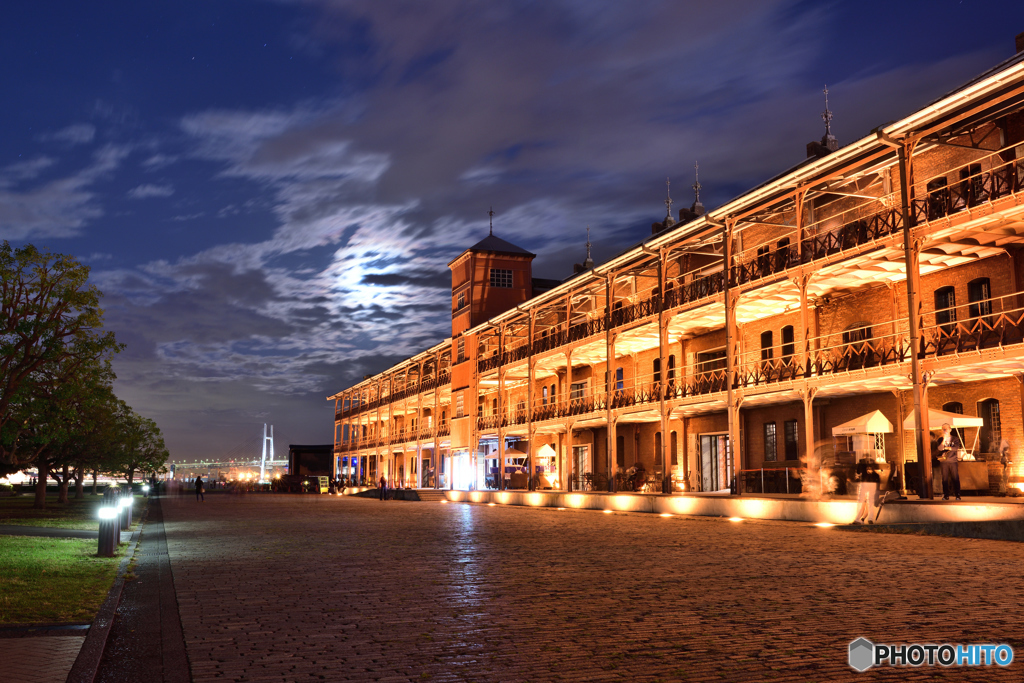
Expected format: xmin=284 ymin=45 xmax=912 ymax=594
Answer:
xmin=654 ymin=431 xmax=662 ymax=467
xmin=935 ymin=286 xmax=957 ymax=332
xmin=978 ymin=398 xmax=1002 ymax=453
xmin=542 ymin=385 xmax=548 ymax=405
xmin=842 ymin=322 xmax=873 ymax=370
xmin=616 ymin=435 xmax=626 ymax=468
xmin=968 ymin=278 xmax=992 ymax=322
xmin=942 ymin=401 xmax=963 ymax=414
xmin=668 ymin=354 xmax=676 ymax=381
xmin=781 ymin=326 xmax=795 ymax=361
xmin=550 ymin=383 xmax=556 ymax=403
xmin=670 ymin=431 xmax=679 ymax=466
xmin=653 ymin=358 xmax=661 ymax=384
xmin=760 ymin=330 xmax=774 ymax=361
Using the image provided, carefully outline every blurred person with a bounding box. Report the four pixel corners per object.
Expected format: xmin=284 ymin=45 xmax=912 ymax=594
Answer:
xmin=938 ymin=423 xmax=962 ymax=501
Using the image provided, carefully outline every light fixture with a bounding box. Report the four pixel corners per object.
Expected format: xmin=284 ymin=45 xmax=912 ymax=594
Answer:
xmin=728 ymin=517 xmax=743 ymax=522
xmin=814 ymin=522 xmax=835 ymax=528
xmin=660 ymin=513 xmax=672 ymax=518
xmin=98 ymin=507 xmax=118 ymax=520
xmin=603 ymin=509 xmax=613 ymax=514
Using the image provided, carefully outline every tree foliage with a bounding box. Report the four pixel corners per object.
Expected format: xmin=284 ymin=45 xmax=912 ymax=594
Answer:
xmin=1 ymin=241 xmax=122 ymax=468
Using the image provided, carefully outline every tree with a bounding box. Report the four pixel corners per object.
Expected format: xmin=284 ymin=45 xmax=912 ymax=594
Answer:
xmin=1 ymin=241 xmax=122 ymax=469
xmin=109 ymin=406 xmax=169 ymax=486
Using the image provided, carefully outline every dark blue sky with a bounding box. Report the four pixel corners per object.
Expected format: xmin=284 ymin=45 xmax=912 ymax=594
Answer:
xmin=2 ymin=0 xmax=1022 ymax=461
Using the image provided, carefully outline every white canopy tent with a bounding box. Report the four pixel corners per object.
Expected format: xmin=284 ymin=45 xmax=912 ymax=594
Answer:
xmin=832 ymin=410 xmax=894 ymax=436
xmin=902 ymin=408 xmax=984 ymax=460
xmin=832 ymin=410 xmax=894 ymax=463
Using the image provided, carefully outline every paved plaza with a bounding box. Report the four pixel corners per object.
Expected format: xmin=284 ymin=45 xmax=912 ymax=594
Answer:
xmin=154 ymin=494 xmax=1024 ymax=682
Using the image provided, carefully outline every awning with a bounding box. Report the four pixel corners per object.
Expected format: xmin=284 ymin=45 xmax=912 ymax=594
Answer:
xmin=832 ymin=410 xmax=894 ymax=436
xmin=902 ymin=408 xmax=984 ymax=430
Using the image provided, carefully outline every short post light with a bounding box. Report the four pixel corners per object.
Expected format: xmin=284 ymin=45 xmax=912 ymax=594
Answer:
xmin=118 ymin=494 xmax=133 ymax=530
xmin=142 ymin=484 xmax=150 ymax=498
xmin=98 ymin=507 xmax=119 ymax=557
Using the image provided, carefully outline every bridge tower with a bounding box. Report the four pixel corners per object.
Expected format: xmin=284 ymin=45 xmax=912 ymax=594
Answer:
xmin=260 ymin=424 xmax=274 ymax=483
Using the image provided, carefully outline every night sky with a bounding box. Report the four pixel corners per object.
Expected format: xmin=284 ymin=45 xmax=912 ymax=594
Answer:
xmin=3 ymin=1 xmax=1023 ymax=463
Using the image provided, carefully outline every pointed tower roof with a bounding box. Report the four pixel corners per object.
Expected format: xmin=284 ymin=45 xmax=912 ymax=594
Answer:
xmin=466 ymin=233 xmax=535 ymax=257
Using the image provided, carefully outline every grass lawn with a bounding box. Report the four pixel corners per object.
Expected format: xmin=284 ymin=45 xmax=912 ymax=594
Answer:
xmin=0 ymin=536 xmax=122 ymax=624
xmin=0 ymin=493 xmax=145 ymax=530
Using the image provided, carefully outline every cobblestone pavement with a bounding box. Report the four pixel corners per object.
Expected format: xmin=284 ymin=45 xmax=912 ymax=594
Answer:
xmin=160 ymin=494 xmax=1024 ymax=682
xmin=0 ymin=635 xmax=86 ymax=683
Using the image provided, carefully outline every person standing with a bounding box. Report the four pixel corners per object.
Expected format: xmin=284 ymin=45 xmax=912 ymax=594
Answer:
xmin=999 ymin=439 xmax=1013 ymax=496
xmin=939 ymin=423 xmax=962 ymax=501
xmin=379 ymin=474 xmax=387 ymax=501
xmin=853 ymin=458 xmax=881 ymax=524
xmin=194 ymin=475 xmax=205 ymax=502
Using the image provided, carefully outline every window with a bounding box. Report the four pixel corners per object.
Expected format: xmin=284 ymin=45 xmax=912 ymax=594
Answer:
xmin=764 ymin=422 xmax=777 ymax=462
xmin=653 ymin=358 xmax=661 ymax=384
xmin=979 ymin=398 xmax=1002 ymax=453
xmin=456 ymin=394 xmax=464 ymax=418
xmin=696 ymin=348 xmax=727 ymax=374
xmin=570 ymin=381 xmax=586 ymax=400
xmin=492 ymin=398 xmax=498 ymax=415
xmin=842 ymin=322 xmax=872 ymax=344
xmin=935 ymin=286 xmax=956 ymax=331
xmin=655 ymin=432 xmax=663 ymax=467
xmin=668 ymin=355 xmax=676 ymax=382
xmin=490 ymin=269 xmax=513 ymax=288
xmin=760 ymin=330 xmax=774 ymax=361
xmin=550 ymin=383 xmax=556 ymax=402
xmin=542 ymin=385 xmax=548 ymax=405
xmin=959 ymin=163 xmax=984 ymax=206
xmin=968 ymin=278 xmax=992 ymax=321
xmin=457 ymin=338 xmax=466 ymax=363
xmin=456 ymin=291 xmax=465 ymax=310
xmin=943 ymin=401 xmax=963 ymax=415
xmin=784 ymin=420 xmax=798 ymax=460
xmin=615 ymin=367 xmax=624 ymax=392
xmin=616 ymin=435 xmax=626 ymax=467
xmin=781 ymin=326 xmax=795 ymax=361
xmin=670 ymin=431 xmax=679 ymax=466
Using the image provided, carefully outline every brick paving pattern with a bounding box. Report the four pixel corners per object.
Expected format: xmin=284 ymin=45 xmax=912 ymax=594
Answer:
xmin=161 ymin=494 xmax=1024 ymax=682
xmin=0 ymin=635 xmax=86 ymax=683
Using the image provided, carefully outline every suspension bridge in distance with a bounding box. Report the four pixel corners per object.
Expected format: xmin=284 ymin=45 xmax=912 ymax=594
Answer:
xmin=170 ymin=424 xmax=289 ymax=482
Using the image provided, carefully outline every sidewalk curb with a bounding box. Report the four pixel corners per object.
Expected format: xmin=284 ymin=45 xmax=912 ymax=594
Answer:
xmin=65 ymin=503 xmax=148 ymax=683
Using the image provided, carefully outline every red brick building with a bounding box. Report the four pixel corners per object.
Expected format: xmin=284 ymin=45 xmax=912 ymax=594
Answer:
xmin=330 ymin=41 xmax=1024 ymax=499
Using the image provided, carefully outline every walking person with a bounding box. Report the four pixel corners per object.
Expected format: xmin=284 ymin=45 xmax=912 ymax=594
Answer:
xmin=853 ymin=458 xmax=881 ymax=524
xmin=195 ymin=475 xmax=205 ymax=502
xmin=939 ymin=423 xmax=962 ymax=501
xmin=379 ymin=474 xmax=387 ymax=501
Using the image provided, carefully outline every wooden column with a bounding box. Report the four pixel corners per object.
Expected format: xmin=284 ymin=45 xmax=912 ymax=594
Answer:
xmin=802 ymin=387 xmax=818 ymax=497
xmin=659 ymin=247 xmax=671 ymax=493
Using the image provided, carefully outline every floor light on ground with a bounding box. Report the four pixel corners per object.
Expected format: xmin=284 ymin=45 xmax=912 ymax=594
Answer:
xmin=603 ymin=509 xmax=613 ymax=514
xmin=814 ymin=522 xmax=836 ymax=528
xmin=660 ymin=513 xmax=673 ymax=518
xmin=487 ymin=503 xmax=496 ymax=507
xmin=728 ymin=517 xmax=743 ymax=523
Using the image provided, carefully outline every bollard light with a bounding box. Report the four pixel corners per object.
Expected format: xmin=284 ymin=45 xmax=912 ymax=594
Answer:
xmin=142 ymin=484 xmax=150 ymax=498
xmin=98 ymin=507 xmax=119 ymax=557
xmin=118 ymin=495 xmax=133 ymax=530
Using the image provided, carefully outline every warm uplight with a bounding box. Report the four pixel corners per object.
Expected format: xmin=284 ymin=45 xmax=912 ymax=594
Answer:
xmin=728 ymin=517 xmax=743 ymax=522
xmin=660 ymin=513 xmax=672 ymax=518
xmin=815 ymin=522 xmax=835 ymax=528
xmin=487 ymin=503 xmax=496 ymax=507
xmin=98 ymin=507 xmax=118 ymax=520
xmin=603 ymin=509 xmax=613 ymax=514
xmin=556 ymin=507 xmax=565 ymax=511
xmin=440 ymin=500 xmax=448 ymax=504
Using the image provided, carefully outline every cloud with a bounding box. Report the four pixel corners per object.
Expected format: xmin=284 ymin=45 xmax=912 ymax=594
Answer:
xmin=127 ymin=183 xmax=175 ymax=199
xmin=37 ymin=123 xmax=96 ymax=145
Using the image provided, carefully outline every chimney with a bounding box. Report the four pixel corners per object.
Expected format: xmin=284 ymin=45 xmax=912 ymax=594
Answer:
xmin=1017 ymin=31 xmax=1024 ymax=53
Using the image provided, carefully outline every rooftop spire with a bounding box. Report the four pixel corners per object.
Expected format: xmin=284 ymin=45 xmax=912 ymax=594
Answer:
xmin=488 ymin=206 xmax=495 ymax=236
xmin=692 ymin=162 xmax=701 ymax=206
xmin=821 ymin=85 xmax=833 ymax=138
xmin=583 ymin=226 xmax=594 ymax=270
xmin=664 ymin=177 xmax=673 ymax=220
